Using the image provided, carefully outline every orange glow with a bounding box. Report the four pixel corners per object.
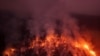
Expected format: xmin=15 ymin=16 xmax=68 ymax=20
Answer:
xmin=83 ymin=44 xmax=89 ymax=50
xmin=3 ymin=48 xmax=16 ymax=56
xmin=3 ymin=33 xmax=97 ymax=56
xmin=83 ymin=44 xmax=96 ymax=56
xmin=90 ymin=50 xmax=96 ymax=56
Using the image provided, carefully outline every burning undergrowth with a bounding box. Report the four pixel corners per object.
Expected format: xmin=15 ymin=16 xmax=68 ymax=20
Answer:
xmin=3 ymin=13 xmax=96 ymax=56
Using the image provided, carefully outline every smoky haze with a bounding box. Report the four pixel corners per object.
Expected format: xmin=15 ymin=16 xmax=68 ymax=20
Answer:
xmin=1 ymin=0 xmax=82 ymax=47
xmin=0 ymin=0 xmax=100 ymax=16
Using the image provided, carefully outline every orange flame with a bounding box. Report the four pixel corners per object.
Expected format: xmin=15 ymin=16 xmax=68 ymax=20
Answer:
xmin=3 ymin=47 xmax=16 ymax=56
xmin=3 ymin=33 xmax=96 ymax=56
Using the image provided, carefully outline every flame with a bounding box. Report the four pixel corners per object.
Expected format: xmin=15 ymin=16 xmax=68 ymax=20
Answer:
xmin=83 ymin=44 xmax=89 ymax=50
xmin=83 ymin=44 xmax=96 ymax=56
xmin=3 ymin=47 xmax=16 ymax=56
xmin=3 ymin=33 xmax=96 ymax=56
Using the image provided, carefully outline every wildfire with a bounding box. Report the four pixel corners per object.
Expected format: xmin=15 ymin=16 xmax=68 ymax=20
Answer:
xmin=3 ymin=33 xmax=96 ymax=56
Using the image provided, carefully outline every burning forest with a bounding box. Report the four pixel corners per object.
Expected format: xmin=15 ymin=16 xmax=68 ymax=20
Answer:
xmin=2 ymin=12 xmax=96 ymax=56
xmin=3 ymin=32 xmax=96 ymax=56
xmin=0 ymin=0 xmax=99 ymax=56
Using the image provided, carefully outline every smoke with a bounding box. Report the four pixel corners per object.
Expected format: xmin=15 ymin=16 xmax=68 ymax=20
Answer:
xmin=27 ymin=1 xmax=80 ymax=40
xmin=2 ymin=0 xmax=72 ymax=47
xmin=3 ymin=16 xmax=25 ymax=46
xmin=2 ymin=0 xmax=87 ymax=49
